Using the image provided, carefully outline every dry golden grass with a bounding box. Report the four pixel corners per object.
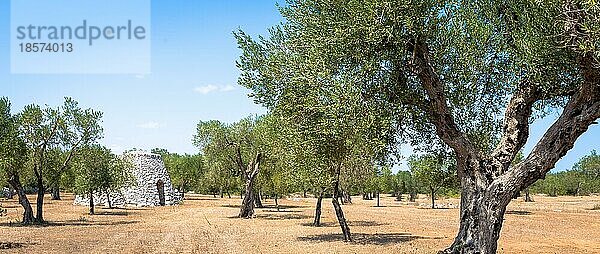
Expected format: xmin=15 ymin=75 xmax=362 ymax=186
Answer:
xmin=1 ymin=193 xmax=599 ymax=253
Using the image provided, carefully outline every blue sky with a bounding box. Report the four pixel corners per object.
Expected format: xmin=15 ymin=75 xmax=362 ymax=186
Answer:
xmin=0 ymin=1 xmax=597 ymax=172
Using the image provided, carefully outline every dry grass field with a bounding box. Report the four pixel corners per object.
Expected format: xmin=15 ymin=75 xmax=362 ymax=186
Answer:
xmin=1 ymin=193 xmax=599 ymax=254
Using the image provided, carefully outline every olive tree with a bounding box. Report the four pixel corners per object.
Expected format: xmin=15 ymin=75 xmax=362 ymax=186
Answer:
xmin=73 ymin=145 xmax=132 ymax=214
xmin=409 ymin=154 xmax=456 ymax=209
xmin=574 ymin=150 xmax=600 ymax=180
xmin=235 ymin=31 xmax=399 ymax=241
xmin=0 ymin=97 xmax=34 ymax=224
xmin=20 ymin=98 xmax=102 ymax=222
xmin=193 ymin=116 xmax=270 ymax=218
xmin=235 ymin=0 xmax=599 ymax=252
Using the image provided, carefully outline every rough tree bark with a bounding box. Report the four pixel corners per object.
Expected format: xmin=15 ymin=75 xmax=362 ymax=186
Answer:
xmin=7 ymin=173 xmax=34 ymax=224
xmin=376 ymin=192 xmax=381 ymax=207
xmin=254 ymin=192 xmax=264 ymax=208
xmin=430 ymin=187 xmax=436 ymax=209
xmin=239 ymin=153 xmax=262 ymax=218
xmin=524 ymin=188 xmax=534 ymax=202
xmin=106 ymin=191 xmax=113 ymax=209
xmin=332 ymin=166 xmax=351 ymax=241
xmin=342 ymin=190 xmax=352 ymax=204
xmin=51 ymin=186 xmax=61 ymax=200
xmin=35 ymin=176 xmax=44 ymax=223
xmin=408 ymin=38 xmax=600 ymax=253
xmin=409 ymin=190 xmax=417 ymax=202
xmin=313 ymin=189 xmax=324 ymax=227
xmin=89 ymin=191 xmax=95 ymax=215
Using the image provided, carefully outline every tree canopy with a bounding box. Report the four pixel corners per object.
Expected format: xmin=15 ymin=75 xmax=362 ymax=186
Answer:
xmin=235 ymin=0 xmax=600 ymax=252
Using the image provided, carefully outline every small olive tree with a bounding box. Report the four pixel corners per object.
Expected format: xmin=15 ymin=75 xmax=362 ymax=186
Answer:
xmin=409 ymin=154 xmax=456 ymax=209
xmin=73 ymin=145 xmax=133 ymax=214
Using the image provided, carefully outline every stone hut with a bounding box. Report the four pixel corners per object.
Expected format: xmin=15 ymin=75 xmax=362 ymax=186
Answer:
xmin=74 ymin=151 xmax=181 ymax=207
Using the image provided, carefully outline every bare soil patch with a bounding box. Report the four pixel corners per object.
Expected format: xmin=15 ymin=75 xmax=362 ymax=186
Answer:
xmin=1 ymin=193 xmax=599 ymax=253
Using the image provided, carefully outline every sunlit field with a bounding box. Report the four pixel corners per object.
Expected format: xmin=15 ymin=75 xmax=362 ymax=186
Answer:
xmin=1 ymin=193 xmax=599 ymax=254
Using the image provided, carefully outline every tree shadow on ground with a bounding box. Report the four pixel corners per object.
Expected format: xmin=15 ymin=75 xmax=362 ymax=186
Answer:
xmin=300 ymin=220 xmax=390 ymax=227
xmin=506 ymin=210 xmax=532 ymax=215
xmin=255 ymin=213 xmax=312 ymax=220
xmin=298 ymin=232 xmax=445 ymax=245
xmin=221 ymin=204 xmax=242 ymax=208
xmin=0 ymin=205 xmax=20 ymax=209
xmin=0 ymin=220 xmax=139 ymax=228
xmin=0 ymin=242 xmax=37 ymax=250
xmin=259 ymin=204 xmax=309 ymax=209
xmin=184 ymin=196 xmax=226 ymax=201
xmin=262 ymin=209 xmax=303 ymax=213
xmin=94 ymin=210 xmax=130 ymax=216
xmin=103 ymin=207 xmax=149 ymax=211
xmin=415 ymin=207 xmax=452 ymax=210
xmin=226 ymin=212 xmax=311 ymax=220
xmin=221 ymin=204 xmax=308 ymax=209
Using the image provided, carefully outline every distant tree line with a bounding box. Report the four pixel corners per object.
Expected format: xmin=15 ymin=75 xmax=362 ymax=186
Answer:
xmin=529 ymin=151 xmax=600 ymax=196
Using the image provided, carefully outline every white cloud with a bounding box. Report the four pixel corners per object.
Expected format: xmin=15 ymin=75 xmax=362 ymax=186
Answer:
xmin=193 ymin=85 xmax=236 ymax=94
xmin=220 ymin=85 xmax=236 ymax=92
xmin=137 ymin=121 xmax=161 ymax=129
xmin=193 ymin=85 xmax=219 ymax=94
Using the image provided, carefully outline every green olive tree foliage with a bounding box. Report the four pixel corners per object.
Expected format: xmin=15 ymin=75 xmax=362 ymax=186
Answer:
xmin=235 ymin=28 xmax=400 ymax=239
xmin=152 ymin=149 xmax=205 ymax=198
xmin=235 ymin=1 xmax=599 ymax=252
xmin=574 ymin=150 xmax=600 ymax=180
xmin=398 ymin=171 xmax=419 ymax=202
xmin=531 ymin=151 xmax=600 ymax=196
xmin=409 ymin=154 xmax=456 ymax=209
xmin=73 ymin=145 xmax=133 ymax=214
xmin=194 ymin=116 xmax=274 ymax=218
xmin=275 ymin=119 xmax=334 ymax=226
xmin=19 ymin=98 xmax=103 ymax=223
xmin=0 ymin=97 xmax=34 ymax=224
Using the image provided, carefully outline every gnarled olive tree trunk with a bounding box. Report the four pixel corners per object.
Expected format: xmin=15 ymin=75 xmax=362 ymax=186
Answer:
xmin=408 ymin=36 xmax=600 ymax=253
xmin=441 ymin=160 xmax=517 ymax=253
xmin=106 ymin=191 xmax=113 ymax=209
xmin=7 ymin=173 xmax=34 ymax=224
xmin=332 ymin=167 xmax=351 ymax=241
xmin=430 ymin=187 xmax=436 ymax=209
xmin=239 ymin=153 xmax=262 ymax=218
xmin=313 ymin=189 xmax=324 ymax=226
xmin=51 ymin=186 xmax=61 ymax=200
xmin=89 ymin=190 xmax=95 ymax=215
xmin=524 ymin=189 xmax=533 ymax=202
xmin=254 ymin=192 xmax=264 ymax=208
xmin=342 ymin=190 xmax=352 ymax=204
xmin=35 ymin=176 xmax=45 ymax=223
